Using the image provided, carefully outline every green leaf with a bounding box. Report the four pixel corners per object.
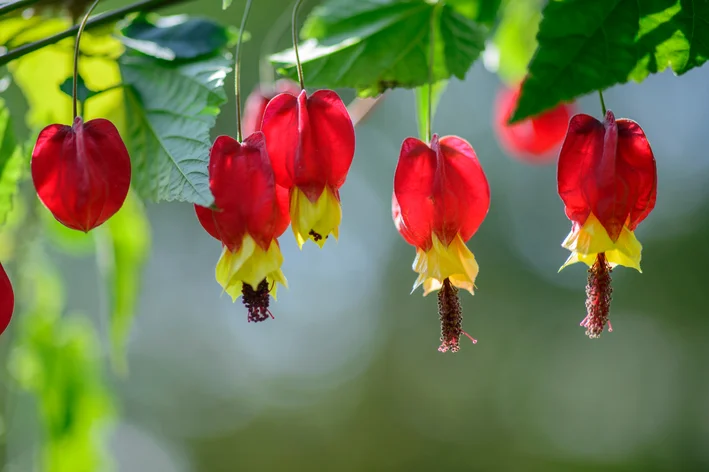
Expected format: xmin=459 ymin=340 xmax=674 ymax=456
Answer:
xmin=447 ymin=0 xmax=502 ymax=26
xmin=96 ymin=191 xmax=150 ymax=375
xmin=119 ymin=55 xmax=231 ymax=206
xmin=415 ymin=80 xmax=448 ymax=141
xmin=9 ymin=253 xmax=114 ymax=472
xmin=59 ymin=74 xmax=100 ymax=102
xmin=511 ymin=0 xmax=709 ymax=122
xmin=223 ymin=0 xmax=233 ymax=9
xmin=120 ymin=14 xmax=236 ymax=61
xmin=492 ymin=0 xmax=543 ymax=85
xmin=272 ymin=1 xmax=486 ymax=97
xmin=0 ymin=100 xmax=23 ymax=227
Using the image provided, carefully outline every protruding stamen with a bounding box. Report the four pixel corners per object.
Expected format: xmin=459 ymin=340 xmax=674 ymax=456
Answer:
xmin=437 ymin=278 xmax=475 ymax=352
xmin=242 ymin=279 xmax=274 ymax=323
xmin=582 ymin=253 xmax=613 ymax=338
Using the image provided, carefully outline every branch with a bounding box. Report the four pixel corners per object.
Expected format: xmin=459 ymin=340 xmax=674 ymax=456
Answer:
xmin=0 ymin=0 xmax=193 ymax=66
xmin=0 ymin=0 xmax=41 ymax=16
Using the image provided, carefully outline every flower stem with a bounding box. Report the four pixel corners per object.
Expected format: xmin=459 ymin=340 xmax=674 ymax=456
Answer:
xmin=72 ymin=0 xmax=102 ymax=120
xmin=0 ymin=0 xmax=194 ymax=67
xmin=291 ymin=0 xmax=305 ymax=90
xmin=598 ymin=90 xmax=607 ymax=116
xmin=234 ymin=0 xmax=253 ymax=142
xmin=426 ymin=6 xmax=436 ymax=143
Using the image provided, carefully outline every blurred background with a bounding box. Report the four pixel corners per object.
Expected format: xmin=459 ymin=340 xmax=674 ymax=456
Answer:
xmin=3 ymin=0 xmax=709 ymax=470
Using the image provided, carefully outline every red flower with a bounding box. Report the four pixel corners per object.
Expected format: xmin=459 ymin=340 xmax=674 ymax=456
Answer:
xmin=261 ymin=89 xmax=355 ymax=248
xmin=0 ymin=263 xmax=13 ymax=336
xmin=558 ymin=110 xmax=657 ymax=338
xmin=494 ymin=84 xmax=575 ymax=164
xmin=393 ymin=134 xmax=490 ymax=352
xmin=242 ymin=79 xmax=301 ymax=137
xmin=31 ymin=116 xmax=131 ymax=232
xmin=195 ymin=132 xmax=290 ymax=322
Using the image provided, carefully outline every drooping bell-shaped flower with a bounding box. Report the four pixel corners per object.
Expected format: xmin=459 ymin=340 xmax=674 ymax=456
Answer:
xmin=0 ymin=263 xmax=13 ymax=336
xmin=242 ymin=79 xmax=301 ymax=137
xmin=494 ymin=84 xmax=575 ymax=164
xmin=558 ymin=110 xmax=657 ymax=338
xmin=393 ymin=134 xmax=490 ymax=352
xmin=31 ymin=116 xmax=131 ymax=232
xmin=261 ymin=89 xmax=356 ymax=249
xmin=195 ymin=132 xmax=290 ymax=322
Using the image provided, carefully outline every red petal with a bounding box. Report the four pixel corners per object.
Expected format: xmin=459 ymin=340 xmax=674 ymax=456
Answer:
xmin=393 ymin=137 xmax=436 ymax=249
xmin=494 ymin=85 xmax=575 ymax=163
xmin=261 ymin=93 xmax=298 ymax=189
xmin=262 ymin=89 xmax=355 ymax=201
xmin=557 ymin=111 xmax=657 ymax=240
xmin=393 ymin=134 xmax=490 ymax=249
xmin=434 ymin=135 xmax=490 ymax=243
xmin=195 ymin=132 xmax=288 ymax=251
xmin=617 ymin=119 xmax=657 ymax=230
xmin=557 ymin=114 xmax=603 ymax=227
xmin=301 ymin=90 xmax=355 ymax=195
xmin=0 ymin=263 xmax=13 ymax=336
xmin=242 ymin=79 xmax=301 ymax=137
xmin=31 ymin=117 xmax=132 ymax=232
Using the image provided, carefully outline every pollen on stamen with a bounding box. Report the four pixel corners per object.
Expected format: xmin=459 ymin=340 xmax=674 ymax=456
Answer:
xmin=308 ymin=229 xmax=323 ymax=241
xmin=437 ymin=278 xmax=476 ymax=353
xmin=581 ymin=253 xmax=613 ymax=338
xmin=241 ymin=279 xmax=274 ymax=323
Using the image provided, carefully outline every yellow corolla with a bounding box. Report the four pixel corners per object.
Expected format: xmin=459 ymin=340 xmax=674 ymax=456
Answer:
xmin=290 ymin=187 xmax=342 ymax=249
xmin=412 ymin=233 xmax=479 ymax=296
xmin=215 ymin=235 xmax=287 ymax=301
xmin=560 ymin=213 xmax=642 ymax=272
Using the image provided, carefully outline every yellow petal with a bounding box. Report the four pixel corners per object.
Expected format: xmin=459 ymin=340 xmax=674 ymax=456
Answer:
xmin=412 ymin=233 xmax=479 ymax=296
xmin=560 ymin=213 xmax=642 ymax=272
xmin=215 ymin=235 xmax=287 ymax=302
xmin=290 ymin=187 xmax=342 ymax=249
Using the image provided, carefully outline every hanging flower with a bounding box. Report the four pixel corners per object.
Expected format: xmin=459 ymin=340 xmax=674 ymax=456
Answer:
xmin=393 ymin=134 xmax=490 ymax=352
xmin=31 ymin=116 xmax=131 ymax=232
xmin=195 ymin=132 xmax=290 ymax=322
xmin=493 ymin=83 xmax=575 ymax=164
xmin=558 ymin=110 xmax=657 ymax=338
xmin=261 ymin=89 xmax=356 ymax=249
xmin=242 ymin=79 xmax=301 ymax=137
xmin=0 ymin=263 xmax=13 ymax=336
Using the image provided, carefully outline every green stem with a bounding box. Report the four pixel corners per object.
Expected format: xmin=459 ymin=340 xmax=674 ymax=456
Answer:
xmin=72 ymin=0 xmax=102 ymax=120
xmin=235 ymin=0 xmax=253 ymax=142
xmin=426 ymin=5 xmax=436 ymax=142
xmin=598 ymin=90 xmax=607 ymax=116
xmin=292 ymin=0 xmax=305 ymax=89
xmin=0 ymin=0 xmax=41 ymax=16
xmin=0 ymin=0 xmax=194 ymax=67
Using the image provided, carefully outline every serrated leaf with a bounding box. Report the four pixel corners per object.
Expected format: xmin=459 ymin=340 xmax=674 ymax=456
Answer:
xmin=119 ymin=55 xmax=231 ymax=206
xmin=415 ymin=80 xmax=447 ymax=141
xmin=511 ymin=0 xmax=709 ymax=122
xmin=272 ymin=1 xmax=486 ymax=97
xmin=120 ymin=14 xmax=234 ymax=61
xmin=0 ymin=100 xmax=22 ymax=227
xmin=95 ymin=191 xmax=149 ymax=375
xmin=59 ymin=74 xmax=100 ymax=102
